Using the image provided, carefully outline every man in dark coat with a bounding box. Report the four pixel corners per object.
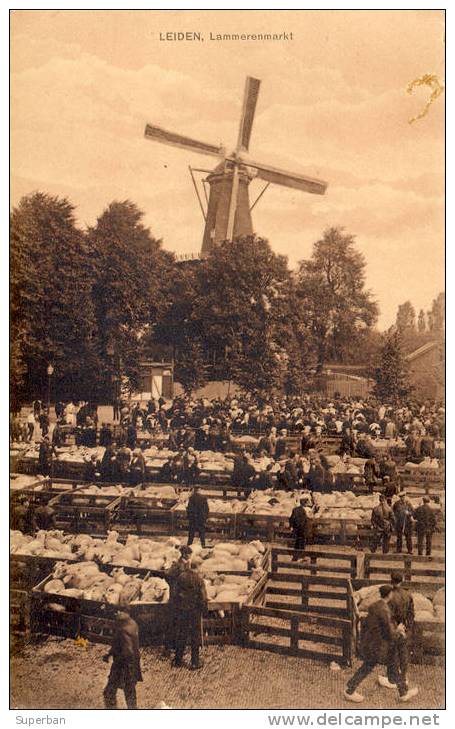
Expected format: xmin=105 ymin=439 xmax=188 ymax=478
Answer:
xmin=364 ymin=457 xmax=380 ymax=493
xmin=99 ymin=423 xmax=113 ymax=447
xmin=11 ymin=497 xmax=35 ymax=534
xmin=33 ymin=503 xmax=57 ymax=531
xmin=370 ymin=494 xmax=395 ymax=554
xmin=393 ymin=491 xmax=415 ymax=554
xmin=187 ymin=486 xmax=209 ymax=548
xmin=231 ymin=453 xmax=256 ymax=496
xmin=103 ymin=608 xmax=142 ymax=709
xmin=163 ymin=545 xmax=191 ymax=654
xmin=414 ymin=496 xmax=437 ymax=556
xmin=381 ymin=571 xmax=416 ymax=698
xmin=100 ymin=444 xmax=117 ymax=482
xmin=172 ymin=557 xmax=208 ymax=669
xmin=344 ymin=585 xmax=416 ymax=702
xmin=255 ymin=464 xmax=274 ymax=491
xmin=38 ymin=437 xmax=55 ymax=476
xmin=289 ymin=498 xmax=309 ymax=560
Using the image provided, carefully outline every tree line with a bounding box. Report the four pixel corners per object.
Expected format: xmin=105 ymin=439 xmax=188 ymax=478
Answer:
xmin=11 ymin=192 xmax=387 ymax=404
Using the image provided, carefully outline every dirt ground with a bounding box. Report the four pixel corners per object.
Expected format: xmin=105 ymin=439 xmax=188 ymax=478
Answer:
xmin=11 ymin=637 xmax=445 ymax=710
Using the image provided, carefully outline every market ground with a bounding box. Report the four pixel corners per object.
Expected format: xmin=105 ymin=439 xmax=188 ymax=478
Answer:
xmin=11 ymin=638 xmax=445 ymax=710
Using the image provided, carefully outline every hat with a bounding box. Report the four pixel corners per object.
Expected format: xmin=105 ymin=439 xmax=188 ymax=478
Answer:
xmin=423 ymin=495 xmax=431 ymax=503
xmin=398 ymin=490 xmax=406 ymax=497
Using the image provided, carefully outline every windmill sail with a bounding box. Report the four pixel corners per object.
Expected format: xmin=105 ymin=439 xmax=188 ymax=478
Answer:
xmin=237 ymin=76 xmax=261 ymax=152
xmin=244 ymin=158 xmax=327 ymax=195
xmin=144 ymin=124 xmax=224 ymax=158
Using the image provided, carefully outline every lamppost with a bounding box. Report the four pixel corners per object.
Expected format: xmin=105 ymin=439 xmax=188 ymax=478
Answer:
xmin=107 ymin=343 xmax=121 ymax=422
xmin=46 ymin=363 xmax=54 ymax=411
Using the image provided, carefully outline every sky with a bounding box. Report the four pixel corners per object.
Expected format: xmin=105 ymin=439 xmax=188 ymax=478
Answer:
xmin=10 ymin=9 xmax=445 ymax=329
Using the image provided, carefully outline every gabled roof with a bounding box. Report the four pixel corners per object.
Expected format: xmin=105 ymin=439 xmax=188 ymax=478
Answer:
xmin=405 ymin=340 xmax=439 ymax=362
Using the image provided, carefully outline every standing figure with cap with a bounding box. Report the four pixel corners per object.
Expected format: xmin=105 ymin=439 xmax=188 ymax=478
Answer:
xmin=289 ymin=497 xmax=309 ymax=561
xmin=414 ymin=496 xmax=437 ymax=556
xmin=172 ymin=547 xmax=208 ymax=670
xmin=163 ymin=545 xmax=192 ymax=655
xmin=344 ymin=584 xmax=415 ymax=703
xmin=187 ymin=486 xmax=209 ymax=548
xmin=102 ymin=605 xmax=143 ymax=709
xmin=378 ymin=571 xmax=417 ymax=701
xmin=393 ymin=491 xmax=415 ymax=554
xmin=370 ymin=494 xmax=395 ymax=554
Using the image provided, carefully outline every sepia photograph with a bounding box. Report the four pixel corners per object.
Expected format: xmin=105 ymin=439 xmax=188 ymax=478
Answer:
xmin=9 ymin=8 xmax=445 ymax=713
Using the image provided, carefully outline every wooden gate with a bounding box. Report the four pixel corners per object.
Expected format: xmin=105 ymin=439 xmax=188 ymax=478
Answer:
xmin=241 ymin=604 xmax=353 ymax=665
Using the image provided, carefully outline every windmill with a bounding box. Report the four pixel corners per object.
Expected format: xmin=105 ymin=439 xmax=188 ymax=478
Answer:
xmin=144 ymin=76 xmax=328 ymax=258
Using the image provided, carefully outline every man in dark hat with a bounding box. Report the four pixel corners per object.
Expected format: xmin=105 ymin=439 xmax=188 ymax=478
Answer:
xmin=370 ymin=494 xmax=395 ymax=554
xmin=187 ymin=486 xmax=209 ymax=548
xmin=289 ymin=497 xmax=309 ymax=561
xmin=344 ymin=584 xmax=417 ymax=703
xmin=414 ymin=496 xmax=437 ymax=556
xmin=38 ymin=436 xmax=55 ymax=476
xmin=103 ymin=606 xmax=142 ymax=709
xmin=393 ymin=491 xmax=414 ymax=554
xmin=379 ymin=571 xmax=416 ymax=699
xmin=163 ymin=545 xmax=192 ymax=656
xmin=172 ymin=550 xmax=208 ymax=670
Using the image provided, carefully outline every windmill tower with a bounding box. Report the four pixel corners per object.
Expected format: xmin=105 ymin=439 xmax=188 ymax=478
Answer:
xmin=144 ymin=76 xmax=328 ymax=258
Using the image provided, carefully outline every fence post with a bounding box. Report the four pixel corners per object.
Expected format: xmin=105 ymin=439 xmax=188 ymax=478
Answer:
xmin=290 ymin=615 xmax=299 ymax=655
xmin=404 ymin=555 xmax=412 ymax=582
xmin=271 ymin=549 xmax=277 ymax=574
xmin=364 ymin=554 xmax=370 ymax=579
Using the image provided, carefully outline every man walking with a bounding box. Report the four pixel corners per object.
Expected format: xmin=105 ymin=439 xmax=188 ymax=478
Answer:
xmin=414 ymin=496 xmax=437 ymax=556
xmin=379 ymin=571 xmax=416 ymax=699
xmin=163 ymin=545 xmax=192 ymax=655
xmin=187 ymin=486 xmax=209 ymax=548
xmin=370 ymin=494 xmax=395 ymax=554
xmin=103 ymin=607 xmax=142 ymax=709
xmin=289 ymin=498 xmax=309 ymax=561
xmin=393 ymin=491 xmax=415 ymax=554
xmin=344 ymin=585 xmax=417 ymax=703
xmin=172 ymin=552 xmax=208 ymax=670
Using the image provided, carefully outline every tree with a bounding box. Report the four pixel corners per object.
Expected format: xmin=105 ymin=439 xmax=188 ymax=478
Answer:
xmin=373 ymin=330 xmax=413 ymax=403
xmin=430 ymin=292 xmax=445 ymax=332
xmin=396 ymin=301 xmax=416 ymax=333
xmin=88 ymin=200 xmax=172 ymax=395
xmin=417 ymin=309 xmax=426 ymax=332
xmin=10 ymin=192 xmax=101 ymax=402
xmin=196 ymin=236 xmax=312 ymax=394
xmin=174 ymin=338 xmax=209 ymax=395
xmin=296 ymin=227 xmax=379 ymax=371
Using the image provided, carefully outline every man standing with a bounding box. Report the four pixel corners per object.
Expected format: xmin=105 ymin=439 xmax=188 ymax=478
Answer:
xmin=187 ymin=486 xmax=209 ymax=548
xmin=364 ymin=456 xmax=380 ymax=494
xmin=163 ymin=545 xmax=192 ymax=655
xmin=370 ymin=494 xmax=395 ymax=554
xmin=379 ymin=571 xmax=416 ymax=699
xmin=344 ymin=585 xmax=417 ymax=703
xmin=172 ymin=555 xmax=208 ymax=670
xmin=103 ymin=607 xmax=142 ymax=709
xmin=414 ymin=496 xmax=437 ymax=556
xmin=289 ymin=497 xmax=309 ymax=561
xmin=393 ymin=491 xmax=415 ymax=554
xmin=38 ymin=436 xmax=55 ymax=476
xmin=33 ymin=502 xmax=57 ymax=530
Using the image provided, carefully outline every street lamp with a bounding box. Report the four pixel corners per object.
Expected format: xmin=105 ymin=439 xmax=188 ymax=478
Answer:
xmin=46 ymin=363 xmax=54 ymax=410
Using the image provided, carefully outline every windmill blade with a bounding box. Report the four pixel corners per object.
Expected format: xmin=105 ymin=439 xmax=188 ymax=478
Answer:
xmin=226 ymin=166 xmax=240 ymax=241
xmin=144 ymin=124 xmax=224 ymax=158
xmin=236 ymin=76 xmax=261 ymax=152
xmin=244 ymin=158 xmax=328 ymax=195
